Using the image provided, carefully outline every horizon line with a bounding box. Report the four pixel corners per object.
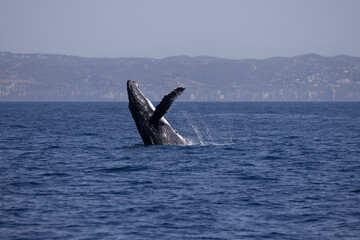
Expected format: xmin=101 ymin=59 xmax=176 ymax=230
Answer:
xmin=1 ymin=50 xmax=357 ymax=61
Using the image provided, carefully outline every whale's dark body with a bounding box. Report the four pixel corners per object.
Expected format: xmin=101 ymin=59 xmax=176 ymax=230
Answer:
xmin=127 ymin=80 xmax=188 ymax=145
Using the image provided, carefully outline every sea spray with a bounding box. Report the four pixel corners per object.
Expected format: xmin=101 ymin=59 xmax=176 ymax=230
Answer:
xmin=182 ymin=109 xmax=232 ymax=146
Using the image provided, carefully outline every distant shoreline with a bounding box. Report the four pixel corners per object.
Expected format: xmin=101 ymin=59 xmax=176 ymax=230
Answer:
xmin=1 ymin=52 xmax=359 ymax=102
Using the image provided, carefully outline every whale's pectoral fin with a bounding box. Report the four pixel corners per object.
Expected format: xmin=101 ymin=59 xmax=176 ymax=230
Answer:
xmin=149 ymin=87 xmax=185 ymax=124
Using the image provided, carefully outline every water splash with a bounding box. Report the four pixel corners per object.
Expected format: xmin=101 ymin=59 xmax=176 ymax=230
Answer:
xmin=183 ymin=111 xmax=205 ymax=145
xmin=183 ymin=110 xmax=233 ymax=146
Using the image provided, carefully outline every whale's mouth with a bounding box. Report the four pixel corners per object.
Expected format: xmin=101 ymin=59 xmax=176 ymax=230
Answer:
xmin=127 ymin=80 xmax=155 ymax=111
xmin=127 ymin=80 xmax=139 ymax=97
xmin=127 ymin=80 xmax=143 ymax=104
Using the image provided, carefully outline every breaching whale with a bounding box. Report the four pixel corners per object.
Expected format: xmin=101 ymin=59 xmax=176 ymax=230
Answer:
xmin=127 ymin=80 xmax=188 ymax=145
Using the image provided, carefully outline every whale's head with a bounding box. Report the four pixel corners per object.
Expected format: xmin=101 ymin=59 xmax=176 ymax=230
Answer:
xmin=127 ymin=79 xmax=156 ymax=133
xmin=127 ymin=80 xmax=155 ymax=115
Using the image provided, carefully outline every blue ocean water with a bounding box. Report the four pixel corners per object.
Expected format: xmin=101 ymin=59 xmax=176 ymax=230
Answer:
xmin=1 ymin=102 xmax=360 ymax=239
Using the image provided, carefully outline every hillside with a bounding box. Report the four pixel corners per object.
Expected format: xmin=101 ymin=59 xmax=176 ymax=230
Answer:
xmin=0 ymin=52 xmax=359 ymax=101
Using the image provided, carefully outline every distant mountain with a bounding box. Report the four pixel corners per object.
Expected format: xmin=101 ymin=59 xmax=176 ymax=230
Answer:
xmin=0 ymin=51 xmax=359 ymax=101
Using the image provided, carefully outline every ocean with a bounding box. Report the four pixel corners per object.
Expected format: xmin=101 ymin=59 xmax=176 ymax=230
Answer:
xmin=1 ymin=102 xmax=359 ymax=239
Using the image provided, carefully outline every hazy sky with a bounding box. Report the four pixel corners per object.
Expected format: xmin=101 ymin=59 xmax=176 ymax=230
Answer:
xmin=1 ymin=0 xmax=359 ymax=59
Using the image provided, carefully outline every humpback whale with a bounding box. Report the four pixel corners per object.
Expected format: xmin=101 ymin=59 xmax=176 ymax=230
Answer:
xmin=127 ymin=80 xmax=188 ymax=145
